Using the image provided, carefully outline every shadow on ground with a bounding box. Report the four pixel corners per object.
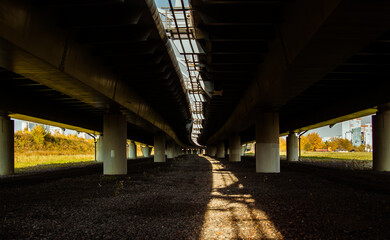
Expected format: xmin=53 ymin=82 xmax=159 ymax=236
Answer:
xmin=0 ymin=156 xmax=213 ymax=240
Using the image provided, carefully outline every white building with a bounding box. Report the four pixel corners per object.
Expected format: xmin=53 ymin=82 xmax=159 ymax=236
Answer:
xmin=49 ymin=126 xmax=65 ymax=135
xmin=341 ymin=118 xmax=372 ymax=148
xmin=341 ymin=118 xmax=361 ymax=141
xmin=361 ymin=124 xmax=373 ymax=148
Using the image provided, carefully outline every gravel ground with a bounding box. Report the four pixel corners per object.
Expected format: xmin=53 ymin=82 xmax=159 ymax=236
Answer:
xmin=1 ymin=155 xmax=390 ymax=239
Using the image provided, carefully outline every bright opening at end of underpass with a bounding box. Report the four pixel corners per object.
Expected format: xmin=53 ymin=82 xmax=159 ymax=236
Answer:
xmin=157 ymin=0 xmax=205 ymax=146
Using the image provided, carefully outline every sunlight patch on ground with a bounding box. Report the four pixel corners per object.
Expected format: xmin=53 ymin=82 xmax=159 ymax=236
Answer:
xmin=200 ymin=156 xmax=284 ymax=239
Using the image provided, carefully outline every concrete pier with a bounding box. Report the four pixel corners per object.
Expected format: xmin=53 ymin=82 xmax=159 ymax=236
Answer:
xmin=103 ymin=112 xmax=127 ymax=175
xmin=229 ymin=134 xmax=241 ymax=162
xmin=373 ymin=105 xmax=390 ymax=171
xmin=209 ymin=145 xmax=217 ymax=157
xmin=217 ymin=142 xmax=225 ymax=158
xmin=0 ymin=112 xmax=14 ymax=176
xmin=154 ymin=135 xmax=166 ymax=162
xmin=167 ymin=140 xmax=174 ymax=159
xmin=141 ymin=145 xmax=151 ymax=157
xmin=256 ymin=111 xmax=280 ymax=173
xmin=129 ymin=140 xmax=137 ymax=159
xmin=287 ymin=132 xmax=298 ymax=162
xmin=97 ymin=135 xmax=104 ymax=163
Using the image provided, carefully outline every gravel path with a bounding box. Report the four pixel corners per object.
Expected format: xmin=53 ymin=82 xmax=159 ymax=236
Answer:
xmin=1 ymin=155 xmax=390 ymax=239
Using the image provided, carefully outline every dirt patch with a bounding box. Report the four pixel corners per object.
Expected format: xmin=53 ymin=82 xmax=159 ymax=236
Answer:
xmin=1 ymin=155 xmax=390 ymax=239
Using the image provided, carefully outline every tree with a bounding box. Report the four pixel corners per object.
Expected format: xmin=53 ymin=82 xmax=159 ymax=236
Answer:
xmin=325 ymin=137 xmax=353 ymax=151
xmin=305 ymin=133 xmax=324 ymax=151
xmin=31 ymin=125 xmax=49 ymax=147
xmin=357 ymin=144 xmax=366 ymax=152
xmin=338 ymin=138 xmax=353 ymax=151
xmin=279 ymin=138 xmax=286 ymax=152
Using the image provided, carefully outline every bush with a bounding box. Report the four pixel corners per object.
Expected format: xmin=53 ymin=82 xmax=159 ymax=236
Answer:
xmin=15 ymin=126 xmax=94 ymax=155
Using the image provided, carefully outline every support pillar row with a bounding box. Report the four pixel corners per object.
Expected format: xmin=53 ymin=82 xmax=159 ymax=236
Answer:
xmin=256 ymin=111 xmax=280 ymax=173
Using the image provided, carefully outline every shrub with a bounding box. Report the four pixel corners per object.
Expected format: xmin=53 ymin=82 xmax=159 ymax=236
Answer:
xmin=15 ymin=126 xmax=94 ymax=155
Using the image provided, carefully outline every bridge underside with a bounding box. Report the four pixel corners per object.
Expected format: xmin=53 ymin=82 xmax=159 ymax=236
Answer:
xmin=0 ymin=0 xmax=193 ymax=146
xmin=191 ymin=0 xmax=390 ymax=145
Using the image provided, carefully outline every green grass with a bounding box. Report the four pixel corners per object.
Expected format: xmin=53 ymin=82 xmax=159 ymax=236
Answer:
xmin=246 ymin=151 xmax=372 ymax=161
xmin=15 ymin=154 xmax=95 ymax=173
xmin=280 ymin=151 xmax=372 ymax=161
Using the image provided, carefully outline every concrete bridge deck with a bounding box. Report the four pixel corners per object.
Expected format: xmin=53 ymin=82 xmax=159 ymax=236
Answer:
xmin=1 ymin=155 xmax=390 ymax=239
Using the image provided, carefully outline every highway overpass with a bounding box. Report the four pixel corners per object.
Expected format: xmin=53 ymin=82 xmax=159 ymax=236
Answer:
xmin=1 ymin=0 xmax=390 ymax=175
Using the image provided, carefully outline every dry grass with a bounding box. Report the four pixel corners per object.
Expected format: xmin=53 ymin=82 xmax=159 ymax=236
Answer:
xmin=246 ymin=151 xmax=372 ymax=161
xmin=279 ymin=151 xmax=372 ymax=161
xmin=15 ymin=153 xmax=95 ymax=173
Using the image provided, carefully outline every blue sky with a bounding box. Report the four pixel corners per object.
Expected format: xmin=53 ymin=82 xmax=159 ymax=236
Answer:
xmin=154 ymin=0 xmax=189 ymax=8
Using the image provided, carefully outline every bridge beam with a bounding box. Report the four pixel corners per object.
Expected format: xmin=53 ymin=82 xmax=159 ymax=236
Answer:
xmin=373 ymin=105 xmax=390 ymax=171
xmin=229 ymin=134 xmax=241 ymax=162
xmin=0 ymin=111 xmax=14 ymax=176
xmin=256 ymin=111 xmax=280 ymax=173
xmin=103 ymin=112 xmax=127 ymax=175
xmin=287 ymin=132 xmax=299 ymax=162
xmin=217 ymin=142 xmax=225 ymax=158
xmin=154 ymin=135 xmax=166 ymax=162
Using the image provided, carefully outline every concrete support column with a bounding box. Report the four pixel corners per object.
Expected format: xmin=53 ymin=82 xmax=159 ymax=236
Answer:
xmin=175 ymin=145 xmax=181 ymax=157
xmin=141 ymin=145 xmax=151 ymax=157
xmin=217 ymin=142 xmax=225 ymax=158
xmin=255 ymin=111 xmax=280 ymax=173
xmin=0 ymin=113 xmax=14 ymax=176
xmin=287 ymin=132 xmax=299 ymax=162
xmin=177 ymin=145 xmax=182 ymax=157
xmin=229 ymin=134 xmax=241 ymax=162
xmin=373 ymin=105 xmax=390 ymax=171
xmin=167 ymin=140 xmax=174 ymax=159
xmin=129 ymin=140 xmax=137 ymax=159
xmin=154 ymin=135 xmax=166 ymax=162
xmin=241 ymin=145 xmax=246 ymax=156
xmin=209 ymin=145 xmax=217 ymax=157
xmin=103 ymin=112 xmax=127 ymax=175
xmin=97 ymin=135 xmax=104 ymax=163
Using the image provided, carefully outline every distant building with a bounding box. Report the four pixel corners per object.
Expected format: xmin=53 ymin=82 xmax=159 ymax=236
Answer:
xmin=351 ymin=127 xmax=362 ymax=147
xmin=341 ymin=118 xmax=372 ymax=149
xmin=49 ymin=126 xmax=65 ymax=135
xmin=341 ymin=118 xmax=361 ymax=141
xmin=361 ymin=124 xmax=373 ymax=148
xmin=21 ymin=121 xmax=39 ymax=132
xmin=77 ymin=132 xmax=94 ymax=139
